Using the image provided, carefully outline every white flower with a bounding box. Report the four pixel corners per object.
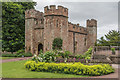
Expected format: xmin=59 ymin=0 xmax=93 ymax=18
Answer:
xmin=50 ymin=56 xmax=52 ymax=59
xmin=34 ymin=54 xmax=37 ymax=57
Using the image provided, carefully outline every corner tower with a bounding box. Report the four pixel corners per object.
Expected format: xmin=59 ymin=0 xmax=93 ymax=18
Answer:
xmin=44 ymin=5 xmax=69 ymax=51
xmin=86 ymin=19 xmax=97 ymax=48
xmin=25 ymin=9 xmax=44 ymax=54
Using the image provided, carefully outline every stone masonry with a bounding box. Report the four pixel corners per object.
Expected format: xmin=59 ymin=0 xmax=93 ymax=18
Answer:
xmin=25 ymin=5 xmax=97 ymax=55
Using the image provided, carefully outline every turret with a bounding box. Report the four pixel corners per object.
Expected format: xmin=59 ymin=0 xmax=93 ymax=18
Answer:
xmin=86 ymin=19 xmax=97 ymax=48
xmin=25 ymin=9 xmax=44 ymax=54
xmin=44 ymin=5 xmax=68 ymax=17
xmin=87 ymin=19 xmax=97 ymax=27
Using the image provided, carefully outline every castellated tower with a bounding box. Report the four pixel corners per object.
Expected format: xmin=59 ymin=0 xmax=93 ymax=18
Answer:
xmin=25 ymin=9 xmax=44 ymax=54
xmin=86 ymin=19 xmax=97 ymax=49
xmin=44 ymin=5 xmax=69 ymax=51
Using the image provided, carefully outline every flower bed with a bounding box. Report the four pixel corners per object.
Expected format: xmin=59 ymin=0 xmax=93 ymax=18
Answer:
xmin=24 ymin=61 xmax=114 ymax=76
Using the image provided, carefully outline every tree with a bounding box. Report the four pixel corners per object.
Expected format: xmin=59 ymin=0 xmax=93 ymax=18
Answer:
xmin=2 ymin=2 xmax=36 ymax=53
xmin=52 ymin=38 xmax=63 ymax=50
xmin=97 ymin=30 xmax=120 ymax=46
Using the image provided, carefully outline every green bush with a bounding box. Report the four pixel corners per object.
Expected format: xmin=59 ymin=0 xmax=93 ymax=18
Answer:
xmin=17 ymin=52 xmax=32 ymax=57
xmin=75 ymin=54 xmax=84 ymax=59
xmin=2 ymin=52 xmax=32 ymax=57
xmin=23 ymin=52 xmax=33 ymax=57
xmin=74 ymin=47 xmax=92 ymax=60
xmin=111 ymin=48 xmax=115 ymax=53
xmin=32 ymin=51 xmax=56 ymax=63
xmin=24 ymin=61 xmax=115 ymax=76
xmin=16 ymin=49 xmax=25 ymax=55
xmin=52 ymin=38 xmax=63 ymax=50
xmin=2 ymin=53 xmax=17 ymax=57
xmin=84 ymin=47 xmax=93 ymax=58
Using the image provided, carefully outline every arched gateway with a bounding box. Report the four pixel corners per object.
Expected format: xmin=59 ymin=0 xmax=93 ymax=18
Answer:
xmin=38 ymin=43 xmax=43 ymax=54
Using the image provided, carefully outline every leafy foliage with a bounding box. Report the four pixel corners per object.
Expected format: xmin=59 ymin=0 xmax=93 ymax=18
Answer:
xmin=2 ymin=52 xmax=32 ymax=57
xmin=75 ymin=54 xmax=84 ymax=59
xmin=52 ymin=38 xmax=63 ymax=50
xmin=2 ymin=2 xmax=36 ymax=53
xmin=25 ymin=61 xmax=114 ymax=76
xmin=74 ymin=47 xmax=93 ymax=61
xmin=32 ymin=51 xmax=57 ymax=63
xmin=16 ymin=49 xmax=25 ymax=55
xmin=96 ymin=30 xmax=120 ymax=46
xmin=31 ymin=50 xmax=73 ymax=63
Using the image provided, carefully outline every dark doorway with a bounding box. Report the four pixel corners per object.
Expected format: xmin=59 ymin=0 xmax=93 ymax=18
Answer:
xmin=38 ymin=43 xmax=43 ymax=54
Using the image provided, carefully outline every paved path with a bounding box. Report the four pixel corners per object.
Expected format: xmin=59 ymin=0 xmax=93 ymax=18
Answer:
xmin=0 ymin=57 xmax=31 ymax=63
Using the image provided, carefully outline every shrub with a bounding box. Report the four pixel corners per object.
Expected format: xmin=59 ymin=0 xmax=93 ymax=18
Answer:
xmin=32 ymin=51 xmax=57 ymax=63
xmin=2 ymin=53 xmax=17 ymax=57
xmin=32 ymin=50 xmax=73 ymax=63
xmin=24 ymin=61 xmax=115 ymax=76
xmin=74 ymin=47 xmax=92 ymax=61
xmin=84 ymin=47 xmax=93 ymax=58
xmin=17 ymin=52 xmax=32 ymax=57
xmin=111 ymin=48 xmax=115 ymax=53
xmin=16 ymin=49 xmax=25 ymax=55
xmin=52 ymin=38 xmax=63 ymax=50
xmin=2 ymin=52 xmax=32 ymax=57
xmin=23 ymin=52 xmax=33 ymax=57
xmin=75 ymin=54 xmax=84 ymax=59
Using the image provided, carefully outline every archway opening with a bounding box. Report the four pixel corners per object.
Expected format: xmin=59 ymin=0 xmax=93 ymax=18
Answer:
xmin=38 ymin=43 xmax=43 ymax=54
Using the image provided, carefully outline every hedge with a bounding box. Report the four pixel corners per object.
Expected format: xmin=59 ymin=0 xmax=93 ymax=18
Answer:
xmin=24 ymin=61 xmax=115 ymax=76
xmin=2 ymin=52 xmax=32 ymax=57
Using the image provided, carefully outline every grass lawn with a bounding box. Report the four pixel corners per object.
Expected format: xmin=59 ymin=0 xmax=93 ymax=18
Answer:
xmin=0 ymin=57 xmax=17 ymax=60
xmin=2 ymin=60 xmax=88 ymax=78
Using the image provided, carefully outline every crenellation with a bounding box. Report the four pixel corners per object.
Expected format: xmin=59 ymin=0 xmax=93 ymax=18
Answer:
xmin=44 ymin=5 xmax=68 ymax=17
xmin=25 ymin=9 xmax=43 ymax=20
xmin=68 ymin=22 xmax=87 ymax=34
xmin=50 ymin=5 xmax=56 ymax=10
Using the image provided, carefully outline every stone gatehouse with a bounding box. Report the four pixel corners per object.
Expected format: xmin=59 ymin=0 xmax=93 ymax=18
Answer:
xmin=25 ymin=5 xmax=97 ymax=55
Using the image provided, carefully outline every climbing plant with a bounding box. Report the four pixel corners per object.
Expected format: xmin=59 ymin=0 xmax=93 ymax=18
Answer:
xmin=52 ymin=38 xmax=63 ymax=50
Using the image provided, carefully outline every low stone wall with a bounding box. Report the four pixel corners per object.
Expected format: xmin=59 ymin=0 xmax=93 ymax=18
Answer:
xmin=109 ymin=55 xmax=120 ymax=64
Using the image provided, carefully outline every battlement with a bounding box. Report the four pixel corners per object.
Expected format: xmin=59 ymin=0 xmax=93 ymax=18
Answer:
xmin=25 ymin=9 xmax=43 ymax=19
xmin=87 ymin=19 xmax=97 ymax=27
xmin=44 ymin=5 xmax=68 ymax=17
xmin=68 ymin=22 xmax=87 ymax=34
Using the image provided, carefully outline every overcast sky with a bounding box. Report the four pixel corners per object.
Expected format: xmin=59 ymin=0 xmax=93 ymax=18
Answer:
xmin=33 ymin=0 xmax=118 ymax=39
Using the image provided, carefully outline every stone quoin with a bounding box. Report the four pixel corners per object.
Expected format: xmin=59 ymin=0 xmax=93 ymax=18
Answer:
xmin=25 ymin=5 xmax=97 ymax=55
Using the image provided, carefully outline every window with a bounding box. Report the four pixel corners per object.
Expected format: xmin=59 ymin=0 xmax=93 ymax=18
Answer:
xmin=35 ymin=19 xmax=38 ymax=25
xmin=75 ymin=41 xmax=77 ymax=50
xmin=84 ymin=38 xmax=87 ymax=46
xmin=48 ymin=42 xmax=49 ymax=50
xmin=29 ymin=47 xmax=31 ymax=51
xmin=41 ymin=19 xmax=43 ymax=24
xmin=73 ymin=26 xmax=75 ymax=28
xmin=56 ymin=19 xmax=58 ymax=27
